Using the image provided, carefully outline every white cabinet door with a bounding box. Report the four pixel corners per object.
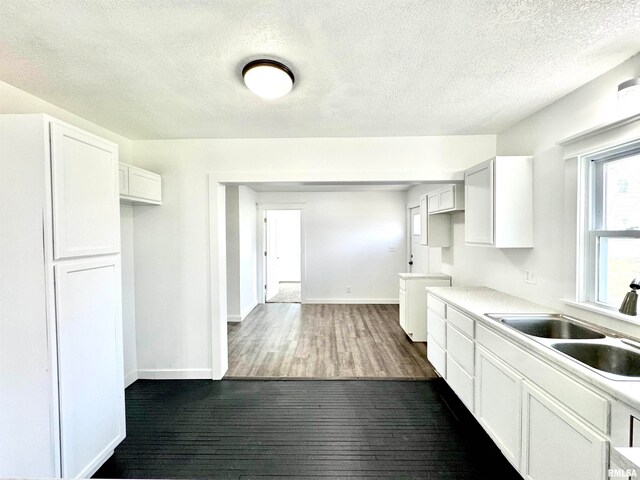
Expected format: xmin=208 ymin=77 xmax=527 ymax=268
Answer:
xmin=427 ymin=336 xmax=446 ymax=378
xmin=476 ymin=346 xmax=522 ymax=470
xmin=128 ymin=166 xmax=162 ymax=203
xmin=50 ymin=122 xmax=120 ymax=259
xmin=521 ymin=381 xmax=608 ymax=480
xmin=55 ymin=258 xmax=125 ymax=478
xmin=118 ymin=163 xmax=129 ymax=195
xmin=446 ymin=354 xmax=474 ymax=411
xmin=465 ymin=159 xmax=494 ymax=245
xmin=427 ymin=193 xmax=439 ymax=213
xmin=438 ymin=186 xmax=455 ymax=211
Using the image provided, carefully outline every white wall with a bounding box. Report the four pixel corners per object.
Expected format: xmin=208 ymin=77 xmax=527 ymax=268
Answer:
xmin=120 ymin=205 xmax=138 ymax=386
xmin=225 ymin=186 xmax=241 ymax=320
xmin=238 ymin=186 xmax=258 ymax=316
xmin=258 ymin=190 xmax=407 ymax=303
xmin=131 ymin=135 xmax=496 ymax=377
xmin=441 ymin=52 xmax=640 ymax=338
xmin=226 ymin=185 xmax=258 ymax=322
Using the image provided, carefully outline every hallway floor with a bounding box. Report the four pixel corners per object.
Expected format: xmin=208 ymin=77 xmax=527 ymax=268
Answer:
xmin=226 ymin=303 xmax=437 ymax=378
xmin=267 ymin=281 xmax=301 ymax=303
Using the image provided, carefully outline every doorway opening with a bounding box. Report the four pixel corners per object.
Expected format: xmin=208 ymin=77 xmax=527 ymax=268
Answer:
xmin=407 ymin=205 xmax=426 ymax=274
xmin=263 ymin=209 xmax=302 ymax=303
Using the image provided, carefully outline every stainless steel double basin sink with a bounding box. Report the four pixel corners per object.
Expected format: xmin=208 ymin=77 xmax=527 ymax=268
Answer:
xmin=485 ymin=313 xmax=640 ymax=381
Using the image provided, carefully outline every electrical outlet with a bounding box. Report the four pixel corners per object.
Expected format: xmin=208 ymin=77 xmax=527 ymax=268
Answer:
xmin=346 ymin=286 xmax=351 ymax=293
xmin=524 ymin=269 xmax=537 ymax=285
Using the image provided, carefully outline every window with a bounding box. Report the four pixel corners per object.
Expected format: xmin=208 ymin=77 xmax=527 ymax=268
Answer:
xmin=412 ymin=210 xmax=421 ymax=236
xmin=584 ymin=145 xmax=640 ymax=309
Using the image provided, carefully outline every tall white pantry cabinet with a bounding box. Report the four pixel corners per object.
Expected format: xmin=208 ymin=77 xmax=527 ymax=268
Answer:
xmin=0 ymin=114 xmax=125 ymax=478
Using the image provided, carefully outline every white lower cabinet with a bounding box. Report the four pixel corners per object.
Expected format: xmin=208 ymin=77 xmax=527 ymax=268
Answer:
xmin=475 ymin=345 xmax=522 ymax=470
xmin=521 ymin=381 xmax=608 ymax=480
xmin=427 ymin=336 xmax=447 ymax=378
xmin=55 ymin=258 xmax=125 ymax=478
xmin=446 ymin=354 xmax=474 ymax=410
xmin=398 ymin=275 xmax=450 ymax=342
xmin=398 ymin=288 xmax=407 ymax=331
xmin=427 ymin=293 xmax=613 ymax=480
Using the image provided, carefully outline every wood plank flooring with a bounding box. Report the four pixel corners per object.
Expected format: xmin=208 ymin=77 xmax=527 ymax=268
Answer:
xmin=93 ymin=379 xmax=521 ymax=479
xmin=226 ymin=303 xmax=437 ymax=378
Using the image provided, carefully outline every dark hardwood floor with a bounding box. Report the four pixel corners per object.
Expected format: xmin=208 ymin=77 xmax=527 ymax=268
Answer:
xmin=94 ymin=379 xmax=521 ymax=479
xmin=227 ymin=303 xmax=438 ymax=378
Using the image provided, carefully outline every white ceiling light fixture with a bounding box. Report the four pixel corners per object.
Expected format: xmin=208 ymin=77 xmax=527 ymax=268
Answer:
xmin=617 ymin=78 xmax=640 ymax=118
xmin=242 ymin=59 xmax=295 ymax=100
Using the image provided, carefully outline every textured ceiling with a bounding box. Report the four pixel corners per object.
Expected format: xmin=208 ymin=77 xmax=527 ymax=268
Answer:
xmin=1 ymin=1 xmax=639 ymax=139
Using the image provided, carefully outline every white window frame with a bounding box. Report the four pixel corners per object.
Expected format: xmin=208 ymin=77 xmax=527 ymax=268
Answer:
xmin=580 ymin=140 xmax=640 ymax=310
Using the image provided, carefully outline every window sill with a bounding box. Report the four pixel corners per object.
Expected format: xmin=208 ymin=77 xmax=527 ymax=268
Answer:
xmin=561 ymin=299 xmax=639 ymax=324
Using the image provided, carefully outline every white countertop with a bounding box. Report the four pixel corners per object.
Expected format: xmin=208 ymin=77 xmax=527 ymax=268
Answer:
xmin=425 ymin=286 xmax=640 ymax=412
xmin=612 ymin=447 xmax=640 ymax=473
xmin=398 ymin=272 xmax=451 ymax=280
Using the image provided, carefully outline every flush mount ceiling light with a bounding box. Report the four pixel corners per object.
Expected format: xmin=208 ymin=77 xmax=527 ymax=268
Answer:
xmin=242 ymin=59 xmax=295 ymax=100
xmin=618 ymin=77 xmax=640 ymax=117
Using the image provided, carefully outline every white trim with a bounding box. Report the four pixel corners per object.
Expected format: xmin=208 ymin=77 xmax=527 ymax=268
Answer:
xmin=258 ymin=204 xmax=307 ymax=304
xmin=240 ymin=300 xmax=259 ymax=319
xmin=304 ymin=298 xmax=399 ymax=304
xmin=137 ymin=369 xmax=214 ymax=380
xmin=124 ymin=370 xmax=138 ymax=388
xmin=210 ymin=172 xmax=469 ymax=382
xmin=227 ymin=315 xmax=242 ymax=323
xmin=560 ymin=115 xmax=640 ymax=159
xmin=208 ymin=180 xmax=228 ymax=380
xmin=561 ymin=299 xmax=639 ymax=325
xmin=557 ymin=112 xmax=640 ymax=146
xmin=257 ymin=202 xmax=307 ymax=210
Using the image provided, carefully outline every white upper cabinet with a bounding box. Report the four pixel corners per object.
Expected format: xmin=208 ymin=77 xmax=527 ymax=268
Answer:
xmin=464 ymin=156 xmax=533 ymax=248
xmin=119 ymin=162 xmax=162 ymax=205
xmin=419 ymin=194 xmax=451 ymax=247
xmin=50 ymin=122 xmax=120 ymax=259
xmin=427 ymin=184 xmax=465 ymax=214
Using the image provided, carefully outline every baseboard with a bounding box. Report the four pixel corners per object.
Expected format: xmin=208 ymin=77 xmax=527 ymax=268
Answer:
xmin=227 ymin=314 xmax=243 ymax=323
xmin=240 ymin=300 xmax=259 ymax=319
xmin=124 ymin=370 xmax=138 ymax=388
xmin=304 ymin=298 xmax=399 ymax=305
xmin=137 ymin=369 xmax=213 ymax=380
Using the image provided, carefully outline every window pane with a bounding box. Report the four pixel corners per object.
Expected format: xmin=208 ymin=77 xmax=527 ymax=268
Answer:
xmin=603 ymin=155 xmax=640 ymax=230
xmin=412 ymin=212 xmax=421 ymax=236
xmin=597 ymin=237 xmax=640 ymax=307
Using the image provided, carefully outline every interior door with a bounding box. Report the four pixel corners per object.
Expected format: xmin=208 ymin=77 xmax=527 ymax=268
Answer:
xmin=55 ymin=258 xmax=125 ymax=478
xmin=265 ymin=211 xmax=280 ymax=301
xmin=50 ymin=122 xmax=119 ymax=259
xmin=409 ymin=206 xmax=426 ymax=273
